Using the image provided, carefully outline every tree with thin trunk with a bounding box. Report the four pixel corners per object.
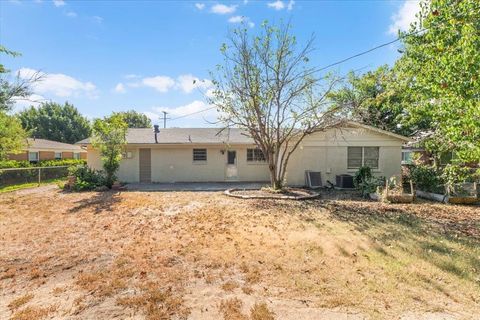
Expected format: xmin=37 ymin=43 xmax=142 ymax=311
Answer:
xmin=210 ymin=22 xmax=349 ymax=190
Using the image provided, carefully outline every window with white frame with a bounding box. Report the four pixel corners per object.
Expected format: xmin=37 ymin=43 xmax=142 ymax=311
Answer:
xmin=73 ymin=152 xmax=80 ymax=160
xmin=193 ymin=148 xmax=207 ymax=162
xmin=28 ymin=151 xmax=39 ymax=162
xmin=347 ymin=147 xmax=379 ymax=169
xmin=401 ymin=151 xmax=413 ymax=164
xmin=55 ymin=152 xmax=62 ymax=160
xmin=246 ymin=148 xmax=266 ymax=162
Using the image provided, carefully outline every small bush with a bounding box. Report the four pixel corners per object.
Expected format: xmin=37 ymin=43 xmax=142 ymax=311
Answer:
xmin=0 ymin=160 xmax=33 ymax=169
xmin=410 ymin=164 xmax=444 ymax=193
xmin=353 ymin=166 xmax=384 ymax=197
xmin=0 ymin=159 xmax=85 ymax=169
xmin=67 ymin=165 xmax=106 ymax=191
xmin=39 ymin=159 xmax=86 ymax=167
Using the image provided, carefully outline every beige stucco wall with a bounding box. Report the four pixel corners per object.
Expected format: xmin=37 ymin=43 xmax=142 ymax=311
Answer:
xmin=286 ymin=127 xmax=403 ymax=185
xmin=85 ymin=126 xmax=404 ymax=185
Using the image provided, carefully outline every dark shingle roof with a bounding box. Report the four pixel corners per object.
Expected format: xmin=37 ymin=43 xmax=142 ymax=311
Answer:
xmin=76 ymin=128 xmax=254 ymax=145
xmin=27 ymin=138 xmax=85 ymax=151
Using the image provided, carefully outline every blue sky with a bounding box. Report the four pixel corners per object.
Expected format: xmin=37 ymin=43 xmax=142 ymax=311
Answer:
xmin=1 ymin=0 xmax=419 ymax=127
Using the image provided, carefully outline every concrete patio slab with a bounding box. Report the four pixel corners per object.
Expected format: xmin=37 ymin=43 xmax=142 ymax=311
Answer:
xmin=125 ymin=182 xmax=268 ymax=192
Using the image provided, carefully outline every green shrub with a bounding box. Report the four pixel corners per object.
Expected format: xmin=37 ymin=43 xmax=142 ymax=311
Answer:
xmin=0 ymin=159 xmax=85 ymax=169
xmin=410 ymin=165 xmax=444 ymax=193
xmin=353 ymin=166 xmax=384 ymax=197
xmin=39 ymin=159 xmax=86 ymax=167
xmin=67 ymin=165 xmax=106 ymax=191
xmin=0 ymin=160 xmax=32 ymax=169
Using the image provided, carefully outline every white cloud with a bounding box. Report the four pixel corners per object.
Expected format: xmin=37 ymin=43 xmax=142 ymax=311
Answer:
xmin=142 ymin=76 xmax=176 ymax=93
xmin=17 ymin=68 xmax=98 ymax=99
xmin=92 ymin=15 xmax=103 ymax=23
xmin=228 ymin=15 xmax=254 ymax=28
xmin=211 ymin=3 xmax=237 ymax=15
xmin=124 ymin=74 xmax=141 ymax=79
xmin=12 ymin=94 xmax=47 ymax=111
xmin=287 ymin=0 xmax=295 ymax=10
xmin=195 ymin=3 xmax=205 ymax=10
xmin=388 ymin=0 xmax=420 ymax=35
xmin=52 ymin=0 xmax=65 ymax=7
xmin=113 ymin=83 xmax=126 ymax=94
xmin=177 ymin=74 xmax=213 ymax=93
xmin=267 ymin=0 xmax=294 ymax=11
xmin=66 ymin=11 xmax=77 ymax=17
xmin=148 ymin=100 xmax=217 ymax=120
xmin=267 ymin=1 xmax=284 ymax=10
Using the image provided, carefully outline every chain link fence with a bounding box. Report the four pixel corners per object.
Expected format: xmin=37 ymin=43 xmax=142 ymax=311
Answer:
xmin=0 ymin=166 xmax=70 ymax=189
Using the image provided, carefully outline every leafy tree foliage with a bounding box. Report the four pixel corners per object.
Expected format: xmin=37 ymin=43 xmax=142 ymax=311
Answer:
xmin=210 ymin=22 xmax=349 ymax=190
xmin=329 ymin=65 xmax=431 ymax=137
xmin=91 ymin=114 xmax=128 ymax=188
xmin=395 ymin=0 xmax=480 ymax=162
xmin=0 ymin=45 xmax=30 ymax=158
xmin=0 ymin=45 xmax=40 ymax=112
xmin=0 ymin=112 xmax=28 ymax=160
xmin=112 ymin=110 xmax=152 ymax=128
xmin=19 ymin=102 xmax=91 ymax=144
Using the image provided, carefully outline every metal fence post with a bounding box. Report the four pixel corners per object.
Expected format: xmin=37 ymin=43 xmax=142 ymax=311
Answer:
xmin=38 ymin=168 xmax=41 ymax=186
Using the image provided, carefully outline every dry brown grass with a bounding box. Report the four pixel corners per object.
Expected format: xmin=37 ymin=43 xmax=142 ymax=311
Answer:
xmin=0 ymin=187 xmax=479 ymax=319
xmin=8 ymin=294 xmax=34 ymax=310
xmin=250 ymin=302 xmax=276 ymax=320
xmin=10 ymin=304 xmax=57 ymax=320
xmin=219 ymin=298 xmax=248 ymax=320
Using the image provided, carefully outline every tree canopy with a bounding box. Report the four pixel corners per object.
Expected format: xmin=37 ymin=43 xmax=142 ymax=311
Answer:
xmin=210 ymin=22 xmax=349 ymax=190
xmin=0 ymin=112 xmax=28 ymax=160
xmin=92 ymin=114 xmax=128 ymax=188
xmin=112 ymin=110 xmax=152 ymax=128
xmin=19 ymin=102 xmax=91 ymax=144
xmin=395 ymin=0 xmax=480 ymax=162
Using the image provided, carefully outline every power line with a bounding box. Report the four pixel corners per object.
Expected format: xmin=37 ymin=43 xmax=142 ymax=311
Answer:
xmin=166 ymin=29 xmax=426 ymax=122
xmin=315 ymin=28 xmax=426 ymax=73
xmin=169 ymin=106 xmax=217 ymax=121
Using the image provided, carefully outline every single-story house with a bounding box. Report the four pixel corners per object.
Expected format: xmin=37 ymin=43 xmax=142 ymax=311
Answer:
xmin=8 ymin=138 xmax=87 ymax=163
xmin=77 ymin=121 xmax=410 ymax=186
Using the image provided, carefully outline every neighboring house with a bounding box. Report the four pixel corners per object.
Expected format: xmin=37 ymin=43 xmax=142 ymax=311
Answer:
xmin=77 ymin=121 xmax=410 ymax=186
xmin=8 ymin=138 xmax=87 ymax=163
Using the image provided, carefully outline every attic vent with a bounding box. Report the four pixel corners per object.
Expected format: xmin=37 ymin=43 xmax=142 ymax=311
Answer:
xmin=305 ymin=171 xmax=322 ymax=188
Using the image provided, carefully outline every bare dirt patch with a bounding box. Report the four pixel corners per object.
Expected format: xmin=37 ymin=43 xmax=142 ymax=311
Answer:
xmin=0 ymin=188 xmax=479 ymax=319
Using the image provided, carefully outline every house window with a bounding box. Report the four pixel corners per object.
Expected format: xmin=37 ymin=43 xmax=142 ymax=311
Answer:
xmin=55 ymin=152 xmax=62 ymax=160
xmin=401 ymin=151 xmax=413 ymax=164
xmin=347 ymin=147 xmax=379 ymax=169
xmin=193 ymin=149 xmax=207 ymax=162
xmin=247 ymin=148 xmax=266 ymax=162
xmin=28 ymin=152 xmax=39 ymax=162
xmin=73 ymin=152 xmax=80 ymax=160
xmin=122 ymin=151 xmax=133 ymax=159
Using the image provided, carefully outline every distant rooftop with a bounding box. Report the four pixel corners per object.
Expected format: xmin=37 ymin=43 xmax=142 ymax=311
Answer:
xmin=27 ymin=138 xmax=86 ymax=151
xmin=76 ymin=128 xmax=254 ymax=145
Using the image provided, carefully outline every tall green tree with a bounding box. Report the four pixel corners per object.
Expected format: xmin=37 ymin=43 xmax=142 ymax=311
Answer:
xmin=329 ymin=65 xmax=432 ymax=137
xmin=92 ymin=114 xmax=128 ymax=188
xmin=19 ymin=102 xmax=91 ymax=144
xmin=210 ymin=22 xmax=348 ymax=190
xmin=396 ymin=0 xmax=480 ymax=162
xmin=112 ymin=110 xmax=152 ymax=128
xmin=0 ymin=45 xmax=31 ymax=158
xmin=0 ymin=45 xmax=40 ymax=112
xmin=0 ymin=112 xmax=28 ymax=160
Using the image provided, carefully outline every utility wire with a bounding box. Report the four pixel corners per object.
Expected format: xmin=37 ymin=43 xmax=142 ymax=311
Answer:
xmin=168 ymin=29 xmax=426 ymax=122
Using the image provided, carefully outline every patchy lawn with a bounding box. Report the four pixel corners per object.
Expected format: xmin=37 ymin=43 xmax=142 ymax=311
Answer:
xmin=0 ymin=187 xmax=479 ymax=319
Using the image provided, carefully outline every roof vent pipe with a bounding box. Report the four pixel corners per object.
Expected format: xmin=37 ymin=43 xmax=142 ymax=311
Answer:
xmin=154 ymin=125 xmax=160 ymax=143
